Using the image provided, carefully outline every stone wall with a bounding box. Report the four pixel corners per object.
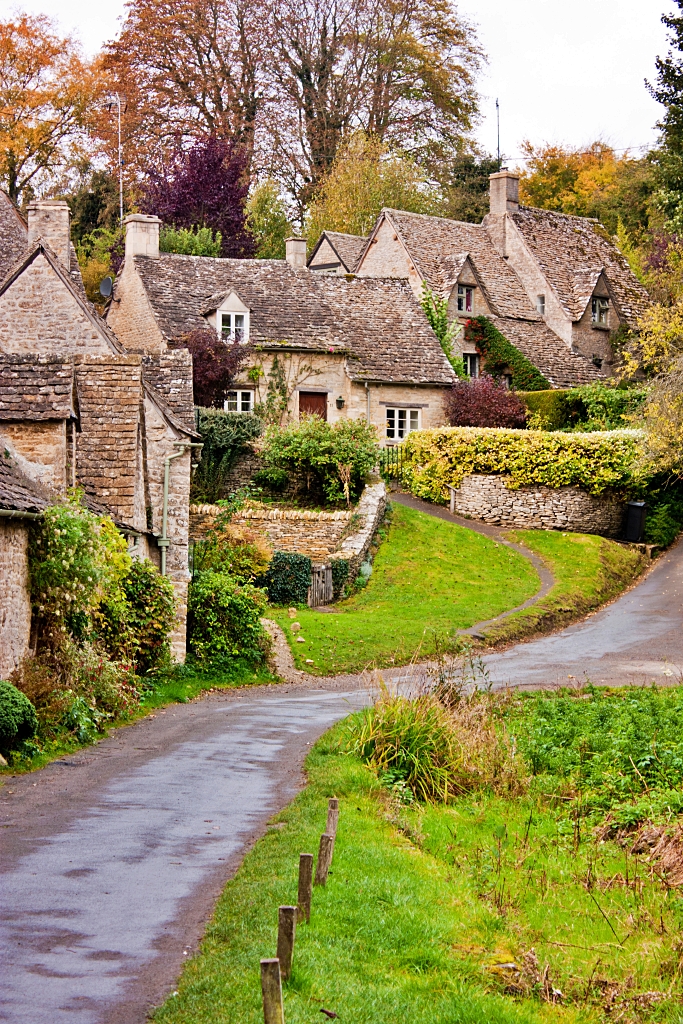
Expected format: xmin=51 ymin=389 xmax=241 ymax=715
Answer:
xmin=0 ymin=421 xmax=67 ymax=492
xmin=334 ymin=480 xmax=387 ymax=575
xmin=0 ymin=520 xmax=31 ymax=677
xmin=450 ymin=473 xmax=624 ymax=537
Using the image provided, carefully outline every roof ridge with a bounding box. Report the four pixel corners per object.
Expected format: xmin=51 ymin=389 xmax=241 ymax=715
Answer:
xmin=382 ymin=207 xmax=485 ymax=231
xmin=517 ymin=204 xmax=601 ymax=225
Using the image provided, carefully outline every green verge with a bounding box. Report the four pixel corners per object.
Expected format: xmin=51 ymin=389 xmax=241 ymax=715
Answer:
xmin=153 ymin=709 xmax=683 ymax=1024
xmin=269 ymin=503 xmax=539 ymax=675
xmin=481 ymin=530 xmax=646 ymax=646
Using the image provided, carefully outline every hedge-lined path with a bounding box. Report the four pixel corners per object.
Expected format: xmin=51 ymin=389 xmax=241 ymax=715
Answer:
xmin=388 ymin=491 xmax=555 ymax=636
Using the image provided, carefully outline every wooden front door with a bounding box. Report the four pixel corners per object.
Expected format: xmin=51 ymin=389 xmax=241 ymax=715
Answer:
xmin=299 ymin=392 xmax=327 ymax=420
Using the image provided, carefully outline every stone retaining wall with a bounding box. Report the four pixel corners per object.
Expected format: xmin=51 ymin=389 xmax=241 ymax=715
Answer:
xmin=451 ymin=474 xmax=624 ymax=537
xmin=334 ymin=480 xmax=387 ymax=576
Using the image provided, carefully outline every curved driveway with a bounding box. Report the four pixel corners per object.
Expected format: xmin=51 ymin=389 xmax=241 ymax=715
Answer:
xmin=2 ymin=533 xmax=683 ymax=1024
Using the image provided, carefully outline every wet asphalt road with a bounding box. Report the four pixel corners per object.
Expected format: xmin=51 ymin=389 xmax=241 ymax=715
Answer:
xmin=3 ymin=535 xmax=683 ymax=1024
xmin=0 ymin=685 xmax=369 ymax=1024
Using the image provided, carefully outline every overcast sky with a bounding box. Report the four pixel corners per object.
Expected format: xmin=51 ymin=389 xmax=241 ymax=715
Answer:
xmin=12 ymin=0 xmax=677 ymax=163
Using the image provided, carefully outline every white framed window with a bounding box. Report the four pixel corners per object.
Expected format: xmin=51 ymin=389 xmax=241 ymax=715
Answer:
xmin=591 ymin=296 xmax=609 ymax=325
xmin=463 ymin=353 xmax=480 ymax=377
xmin=220 ymin=311 xmax=248 ymax=343
xmin=386 ymin=407 xmax=419 ymax=441
xmin=536 ymin=294 xmax=546 ymax=315
xmin=225 ymin=390 xmax=254 ymax=413
xmin=457 ymin=284 xmax=474 ymax=314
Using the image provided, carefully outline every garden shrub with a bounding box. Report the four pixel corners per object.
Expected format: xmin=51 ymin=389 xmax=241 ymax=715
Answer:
xmin=517 ymin=389 xmax=571 ymax=430
xmin=192 ymin=497 xmax=272 ymax=582
xmin=0 ymin=680 xmax=38 ymax=753
xmin=259 ymin=417 xmax=379 ymax=505
xmin=187 ymin=572 xmax=269 ymax=663
xmin=518 ymin=383 xmax=650 ymax=432
xmin=261 ymin=551 xmax=312 ymax=605
xmin=400 ymin=425 xmax=643 ymax=502
xmin=465 ymin=317 xmax=550 ymax=391
xmin=443 ymin=374 xmax=527 ymax=427
xmin=192 ymin=408 xmax=263 ymax=501
xmin=331 ymin=558 xmax=350 ymax=599
xmin=114 ymin=560 xmax=176 ymax=675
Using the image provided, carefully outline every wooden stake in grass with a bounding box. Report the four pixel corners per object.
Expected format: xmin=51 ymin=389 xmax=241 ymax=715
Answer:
xmin=297 ymin=853 xmax=313 ymax=923
xmin=276 ymin=906 xmax=297 ymax=981
xmin=326 ymin=797 xmax=339 ymax=853
xmin=315 ymin=833 xmax=334 ymax=886
xmin=260 ymin=958 xmax=284 ymax=1024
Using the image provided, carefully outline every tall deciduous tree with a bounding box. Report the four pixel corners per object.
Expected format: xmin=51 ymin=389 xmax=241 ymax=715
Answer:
xmin=141 ymin=135 xmax=255 ymax=258
xmin=648 ymin=1 xmax=683 ymax=152
xmin=0 ymin=14 xmax=93 ymax=204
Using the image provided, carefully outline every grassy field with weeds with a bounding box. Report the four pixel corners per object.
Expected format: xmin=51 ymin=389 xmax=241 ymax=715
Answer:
xmin=153 ymin=684 xmax=683 ymax=1024
xmin=270 ymin=503 xmax=539 ymax=674
xmin=482 ymin=530 xmax=646 ymax=646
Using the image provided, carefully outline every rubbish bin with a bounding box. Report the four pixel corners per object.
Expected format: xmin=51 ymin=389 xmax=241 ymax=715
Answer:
xmin=624 ymin=501 xmax=647 ymax=543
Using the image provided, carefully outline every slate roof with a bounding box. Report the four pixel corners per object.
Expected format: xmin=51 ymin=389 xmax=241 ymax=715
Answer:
xmin=377 ymin=209 xmax=540 ymax=319
xmin=0 ymin=355 xmax=74 ymax=420
xmin=142 ymin=353 xmax=196 ymax=433
xmin=510 ymin=206 xmax=650 ymax=326
xmin=489 ymin=318 xmax=604 ymax=388
xmin=131 ymin=254 xmax=455 ymax=385
xmin=308 ymin=231 xmax=367 ymax=272
xmin=0 ymin=450 xmax=51 ymax=514
xmin=0 ymin=191 xmax=28 ymax=285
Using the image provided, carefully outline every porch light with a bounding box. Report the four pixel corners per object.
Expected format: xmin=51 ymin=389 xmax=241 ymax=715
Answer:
xmin=336 ymin=396 xmax=345 ymax=409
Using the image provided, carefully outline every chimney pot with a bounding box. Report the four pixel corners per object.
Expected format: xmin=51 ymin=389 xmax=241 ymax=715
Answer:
xmin=285 ymin=236 xmax=307 ymax=269
xmin=489 ymin=171 xmax=520 ymax=216
xmin=124 ymin=214 xmax=161 ymax=259
xmin=27 ymin=200 xmax=71 ymax=270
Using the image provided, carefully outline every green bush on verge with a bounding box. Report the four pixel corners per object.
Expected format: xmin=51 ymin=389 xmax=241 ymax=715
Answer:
xmin=188 ymin=572 xmax=269 ymax=664
xmin=260 ymin=550 xmax=312 ymax=605
xmin=0 ymin=680 xmax=38 ymax=754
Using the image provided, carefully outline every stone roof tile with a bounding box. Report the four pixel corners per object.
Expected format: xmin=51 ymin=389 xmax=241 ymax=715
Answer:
xmin=0 ymin=355 xmax=74 ymax=420
xmin=0 ymin=451 xmax=51 ymax=513
xmin=0 ymin=191 xmax=28 ymax=285
xmin=489 ymin=317 xmax=605 ymax=388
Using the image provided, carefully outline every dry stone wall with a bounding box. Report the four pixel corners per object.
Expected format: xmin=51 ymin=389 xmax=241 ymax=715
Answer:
xmin=451 ymin=473 xmax=624 ymax=537
xmin=0 ymin=521 xmax=32 ymax=677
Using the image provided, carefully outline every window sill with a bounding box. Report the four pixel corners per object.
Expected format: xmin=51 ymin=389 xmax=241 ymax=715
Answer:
xmin=590 ymin=323 xmax=610 ymax=332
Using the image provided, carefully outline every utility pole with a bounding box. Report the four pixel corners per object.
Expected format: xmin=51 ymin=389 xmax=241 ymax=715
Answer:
xmin=496 ymin=98 xmax=501 ymax=169
xmin=105 ymin=93 xmax=126 ymax=225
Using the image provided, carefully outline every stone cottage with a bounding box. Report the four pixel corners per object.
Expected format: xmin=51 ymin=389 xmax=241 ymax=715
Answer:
xmin=309 ymin=171 xmax=650 ymax=385
xmin=108 ymin=220 xmax=456 ymax=443
xmin=0 ymin=195 xmax=197 ymax=667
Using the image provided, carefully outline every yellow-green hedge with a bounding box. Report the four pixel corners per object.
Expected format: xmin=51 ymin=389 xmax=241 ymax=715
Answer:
xmin=401 ymin=427 xmax=644 ymax=502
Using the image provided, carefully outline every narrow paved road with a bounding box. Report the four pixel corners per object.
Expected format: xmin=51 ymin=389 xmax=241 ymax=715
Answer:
xmin=3 ymin=526 xmax=683 ymax=1024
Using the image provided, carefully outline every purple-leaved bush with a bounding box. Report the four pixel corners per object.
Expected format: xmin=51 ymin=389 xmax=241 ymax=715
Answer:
xmin=443 ymin=374 xmax=527 ymax=428
xmin=177 ymin=329 xmax=252 ymax=408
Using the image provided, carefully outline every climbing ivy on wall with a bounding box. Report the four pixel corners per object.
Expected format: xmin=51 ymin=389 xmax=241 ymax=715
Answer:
xmin=466 ymin=316 xmax=550 ymax=391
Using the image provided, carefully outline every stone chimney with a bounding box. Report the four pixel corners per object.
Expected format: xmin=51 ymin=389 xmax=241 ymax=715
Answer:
xmin=489 ymin=170 xmax=520 ymax=216
xmin=285 ymin=237 xmax=307 ymax=268
xmin=124 ymin=214 xmax=161 ymax=259
xmin=27 ymin=200 xmax=72 ymax=270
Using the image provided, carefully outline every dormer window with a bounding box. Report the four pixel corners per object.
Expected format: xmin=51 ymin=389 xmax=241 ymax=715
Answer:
xmin=463 ymin=353 xmax=480 ymax=377
xmin=591 ymin=296 xmax=609 ymax=326
xmin=536 ymin=294 xmax=545 ymax=315
xmin=457 ymin=284 xmax=474 ymax=314
xmin=220 ymin=311 xmax=248 ymax=343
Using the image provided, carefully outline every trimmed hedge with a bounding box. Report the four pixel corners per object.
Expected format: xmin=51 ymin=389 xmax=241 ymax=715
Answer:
xmin=517 ymin=389 xmax=571 ymax=430
xmin=0 ymin=681 xmax=38 ymax=753
xmin=261 ymin=551 xmax=312 ymax=605
xmin=466 ymin=317 xmax=550 ymax=391
xmin=400 ymin=426 xmax=643 ymax=503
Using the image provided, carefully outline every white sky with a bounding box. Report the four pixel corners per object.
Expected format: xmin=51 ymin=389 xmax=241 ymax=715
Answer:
xmin=6 ymin=0 xmax=677 ymax=162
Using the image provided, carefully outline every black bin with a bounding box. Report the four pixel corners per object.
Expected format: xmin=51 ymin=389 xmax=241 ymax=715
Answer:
xmin=624 ymin=501 xmax=646 ymax=543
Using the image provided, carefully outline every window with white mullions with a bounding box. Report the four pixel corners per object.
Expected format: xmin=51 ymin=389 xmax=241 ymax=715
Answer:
xmin=225 ymin=390 xmax=253 ymax=413
xmin=591 ymin=296 xmax=609 ymax=325
xmin=220 ymin=311 xmax=247 ymax=342
xmin=386 ymin=407 xmax=419 ymax=440
xmin=463 ymin=353 xmax=480 ymax=377
xmin=457 ymin=284 xmax=474 ymax=313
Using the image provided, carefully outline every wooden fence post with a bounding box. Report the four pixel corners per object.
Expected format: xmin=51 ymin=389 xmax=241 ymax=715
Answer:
xmin=277 ymin=906 xmax=297 ymax=981
xmin=260 ymin=958 xmax=284 ymax=1024
xmin=326 ymin=798 xmax=339 ymax=839
xmin=297 ymin=853 xmax=313 ymax=923
xmin=315 ymin=833 xmax=334 ymax=886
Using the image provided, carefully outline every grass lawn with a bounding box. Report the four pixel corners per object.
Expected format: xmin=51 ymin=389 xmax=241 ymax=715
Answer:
xmin=153 ymin=689 xmax=683 ymax=1024
xmin=482 ymin=529 xmax=646 ymax=646
xmin=270 ymin=503 xmax=539 ymax=674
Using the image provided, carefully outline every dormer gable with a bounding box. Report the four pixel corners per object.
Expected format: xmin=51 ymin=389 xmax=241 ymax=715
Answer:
xmin=203 ymin=289 xmax=251 ymax=343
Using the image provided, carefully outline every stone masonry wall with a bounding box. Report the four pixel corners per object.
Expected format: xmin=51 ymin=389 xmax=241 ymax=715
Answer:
xmin=0 ymin=421 xmax=66 ymax=493
xmin=0 ymin=521 xmax=32 ymax=677
xmin=451 ymin=474 xmax=624 ymax=537
xmin=334 ymin=480 xmax=387 ymax=576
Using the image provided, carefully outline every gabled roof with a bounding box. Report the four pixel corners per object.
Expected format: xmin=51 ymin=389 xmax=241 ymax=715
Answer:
xmin=0 ymin=450 xmax=51 ymax=514
xmin=308 ymin=231 xmax=368 ymax=273
xmin=0 ymin=241 xmax=125 ymax=355
xmin=368 ymin=209 xmax=540 ymax=320
xmin=488 ymin=317 xmax=604 ymax=388
xmin=0 ymin=191 xmax=28 ymax=285
xmin=510 ymin=206 xmax=650 ymax=326
xmin=0 ymin=355 xmax=74 ymax=420
xmin=131 ymin=254 xmax=455 ymax=386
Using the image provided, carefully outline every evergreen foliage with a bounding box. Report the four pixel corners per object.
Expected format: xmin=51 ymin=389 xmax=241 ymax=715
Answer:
xmin=260 ymin=551 xmax=312 ymax=605
xmin=187 ymin=572 xmax=268 ymax=663
xmin=0 ymin=680 xmax=38 ymax=753
xmin=420 ymin=284 xmax=464 ymax=375
xmin=192 ymin=409 xmax=263 ymax=503
xmin=466 ymin=317 xmax=550 ymax=391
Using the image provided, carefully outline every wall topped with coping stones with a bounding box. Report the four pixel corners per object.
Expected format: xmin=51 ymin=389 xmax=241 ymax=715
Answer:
xmin=451 ymin=473 xmax=624 ymax=537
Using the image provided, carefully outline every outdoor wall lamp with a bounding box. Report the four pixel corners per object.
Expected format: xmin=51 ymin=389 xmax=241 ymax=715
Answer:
xmin=336 ymin=395 xmax=345 ymax=409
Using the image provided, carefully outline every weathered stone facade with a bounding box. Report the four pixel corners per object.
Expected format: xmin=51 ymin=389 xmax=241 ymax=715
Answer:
xmin=0 ymin=520 xmax=32 ymax=678
xmin=450 ymin=474 xmax=624 ymax=537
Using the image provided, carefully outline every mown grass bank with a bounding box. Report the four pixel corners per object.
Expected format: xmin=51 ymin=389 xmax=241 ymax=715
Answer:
xmin=481 ymin=529 xmax=646 ymax=646
xmin=270 ymin=503 xmax=539 ymax=674
xmin=153 ymin=687 xmax=683 ymax=1023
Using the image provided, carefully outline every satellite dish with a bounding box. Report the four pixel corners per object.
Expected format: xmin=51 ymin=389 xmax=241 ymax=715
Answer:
xmin=99 ymin=276 xmax=113 ymax=298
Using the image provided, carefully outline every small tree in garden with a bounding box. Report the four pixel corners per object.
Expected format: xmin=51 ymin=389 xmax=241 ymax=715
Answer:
xmin=141 ymin=135 xmax=255 ymax=258
xmin=443 ymin=374 xmax=528 ymax=428
xmin=179 ymin=328 xmax=251 ymax=407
